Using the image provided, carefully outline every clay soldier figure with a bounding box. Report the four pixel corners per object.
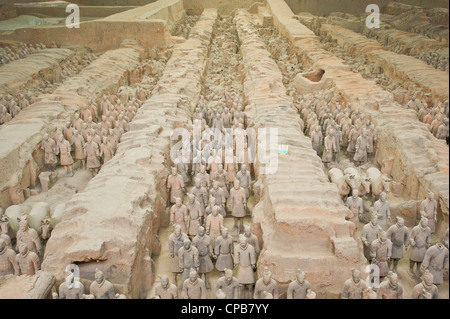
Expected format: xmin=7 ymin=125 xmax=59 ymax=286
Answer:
xmin=216 ymin=268 xmax=239 ymax=299
xmin=57 ymin=135 xmax=74 ymax=177
xmin=332 ymin=124 xmax=342 ymax=163
xmin=41 ymin=133 xmax=58 ymax=171
xmin=346 ymin=125 xmax=358 ymax=157
xmin=254 ymin=267 xmax=279 ymax=299
xmin=205 ymin=206 xmax=224 ymax=250
xmin=167 ymin=167 xmax=185 ymax=204
xmin=168 ymin=224 xmax=188 ymax=286
xmin=100 ymin=136 xmax=114 ymax=164
xmin=84 ymin=136 xmax=100 ymax=177
xmin=154 ymin=275 xmax=178 ymax=299
xmin=361 ymin=213 xmax=382 ymax=263
xmin=191 ymin=178 xmax=208 ymax=215
xmin=16 ymin=215 xmax=42 ymax=258
xmin=72 ymin=130 xmax=86 ymax=170
xmin=213 ymin=164 xmax=229 ymax=200
xmin=436 ymin=118 xmax=449 ymax=141
xmin=370 ymin=230 xmax=392 ymax=279
xmin=195 ymin=165 xmax=210 ymax=189
xmin=366 ymin=124 xmax=376 ymax=161
xmin=174 ymin=149 xmax=189 ymax=184
xmin=186 ymin=194 xmax=203 ymax=237
xmin=235 ymin=164 xmax=251 ymax=199
xmin=234 ymin=234 xmax=256 ymax=299
xmin=0 ymin=238 xmax=18 ymax=276
xmin=345 ymin=189 xmax=363 ymax=228
xmin=205 ymin=197 xmax=217 ymax=217
xmin=59 ymin=270 xmax=85 ymax=299
xmin=322 ymin=129 xmax=335 ymax=168
xmin=377 ymin=271 xmax=403 ymax=299
xmin=210 ymin=181 xmax=226 ymax=216
xmin=409 ymin=217 xmax=432 ymax=278
xmin=170 ymin=197 xmax=188 ymax=234
xmin=182 ymin=268 xmax=207 ymax=299
xmin=243 ymin=225 xmax=260 ymax=257
xmin=373 ymin=192 xmax=391 ymax=230
xmin=89 ymin=269 xmax=115 ymax=299
xmin=421 ymin=241 xmax=449 ymax=285
xmin=192 ymin=226 xmax=214 ymax=290
xmin=341 ymin=268 xmax=367 ymax=299
xmin=214 ymin=227 xmax=234 ymax=275
xmin=310 ymin=125 xmax=322 ymax=156
xmin=178 ymin=239 xmax=200 ymax=283
xmin=287 ymin=268 xmax=311 ymax=299
xmin=411 ymin=270 xmax=439 ymax=299
xmin=387 ymin=217 xmax=410 ymax=272
xmin=15 ymin=243 xmax=40 ymax=276
xmin=230 ymin=180 xmax=247 ymax=233
xmin=354 ymin=129 xmax=368 ymax=166
xmin=420 ymin=191 xmax=437 ymax=233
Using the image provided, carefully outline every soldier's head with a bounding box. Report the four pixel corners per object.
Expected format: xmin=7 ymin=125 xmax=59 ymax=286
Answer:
xmin=209 ymin=197 xmax=216 ymax=207
xmin=362 ymin=129 xmax=368 ymax=138
xmin=212 ymin=205 xmax=220 ymax=217
xmin=234 ymin=179 xmax=240 ymax=190
xmin=224 ymin=268 xmax=233 ymax=283
xmin=189 ymin=268 xmax=198 ymax=283
xmin=171 ymin=166 xmax=177 ymax=176
xmin=396 ymin=216 xmax=404 ymax=227
xmin=420 ymin=216 xmax=429 ymax=228
xmin=200 ymin=165 xmax=206 ymax=173
xmin=221 ymin=227 xmax=228 ymax=238
xmin=175 ymin=197 xmax=182 ymax=207
xmin=379 ymin=230 xmax=387 ymax=242
xmin=351 ymin=268 xmax=361 ymax=283
xmin=352 ymin=189 xmax=359 ymax=199
xmin=17 ymin=215 xmax=29 ymax=231
xmin=427 ymin=191 xmax=434 ymax=200
xmin=173 ymin=224 xmax=182 ymax=236
xmin=94 ymin=269 xmax=105 ymax=284
xmin=183 ymin=238 xmax=191 ymax=250
xmin=43 ymin=133 xmax=49 ymax=141
xmin=380 ymin=192 xmax=387 ymax=202
xmin=244 ymin=225 xmax=251 ymax=237
xmin=159 ymin=275 xmax=169 ymax=289
xmin=213 ymin=181 xmax=219 ymax=190
xmin=188 ymin=193 xmax=195 ymax=204
xmin=296 ymin=269 xmax=305 ymax=283
xmin=198 ymin=226 xmax=205 ymax=237
xmin=370 ymin=213 xmax=378 ymax=226
xmin=262 ymin=267 xmax=272 ymax=284
xmin=387 ymin=271 xmax=398 ymax=287
xmin=239 ymin=234 xmax=247 ymax=248
xmin=241 ymin=164 xmax=246 ymax=173
xmin=19 ymin=243 xmax=28 ymax=256
xmin=422 ymin=269 xmax=434 ymax=286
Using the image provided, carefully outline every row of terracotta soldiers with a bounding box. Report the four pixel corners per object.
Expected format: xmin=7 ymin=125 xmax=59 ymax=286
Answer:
xmin=412 ymin=99 xmax=449 ymax=142
xmin=0 ymin=215 xmax=43 ymax=277
xmin=0 ymin=93 xmax=33 ymax=124
xmin=0 ymin=43 xmax=47 ymax=66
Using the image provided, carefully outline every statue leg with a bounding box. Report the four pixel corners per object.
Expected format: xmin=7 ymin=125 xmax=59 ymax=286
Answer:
xmin=173 ymin=272 xmax=178 ymax=286
xmin=416 ymin=262 xmax=423 ymax=277
xmin=204 ymin=272 xmax=211 ymax=290
xmin=393 ymin=259 xmax=399 ymax=272
xmin=233 ymin=218 xmax=239 ymax=230
xmin=239 ymin=284 xmax=245 ymax=299
xmin=239 ymin=218 xmax=244 ymax=234
xmin=247 ymin=284 xmax=254 ymax=299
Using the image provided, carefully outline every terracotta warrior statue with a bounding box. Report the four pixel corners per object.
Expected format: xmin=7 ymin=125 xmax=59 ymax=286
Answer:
xmin=72 ymin=130 xmax=86 ymax=170
xmin=178 ymin=238 xmax=199 ymax=283
xmin=230 ymin=179 xmax=247 ymax=233
xmin=168 ymin=224 xmax=188 ymax=286
xmin=59 ymin=269 xmax=85 ymax=299
xmin=89 ymin=269 xmax=115 ymax=299
xmin=216 ymin=268 xmax=240 ymax=299
xmin=376 ymin=271 xmax=403 ymax=299
xmin=167 ymin=167 xmax=185 ymax=204
xmin=421 ymin=241 xmax=449 ymax=286
xmin=254 ymin=266 xmax=279 ymax=299
xmin=191 ymin=178 xmax=208 ymax=215
xmin=353 ymin=129 xmax=368 ymax=166
xmin=235 ymin=164 xmax=251 ymax=199
xmin=234 ymin=234 xmax=256 ymax=299
xmin=341 ymin=268 xmax=367 ymax=299
xmin=170 ymin=197 xmax=188 ymax=234
xmin=411 ymin=269 xmax=439 ymax=299
xmin=0 ymin=238 xmax=18 ymax=276
xmin=287 ymin=268 xmax=311 ymax=299
xmin=370 ymin=230 xmax=392 ymax=279
xmin=154 ymin=274 xmax=178 ymax=299
xmin=84 ymin=136 xmax=101 ymax=177
xmin=214 ymin=227 xmax=234 ymax=275
xmin=181 ymin=268 xmax=207 ymax=299
xmin=192 ymin=226 xmax=214 ymax=291
xmin=16 ymin=215 xmax=42 ymax=258
xmin=243 ymin=225 xmax=260 ymax=257
xmin=310 ymin=125 xmax=322 ymax=156
xmin=186 ymin=194 xmax=203 ymax=237
xmin=345 ymin=189 xmax=363 ymax=228
xmin=205 ymin=206 xmax=224 ymax=250
xmin=409 ymin=217 xmax=432 ymax=278
xmin=15 ymin=243 xmax=40 ymax=276
xmin=361 ymin=213 xmax=382 ymax=263
xmin=57 ymin=135 xmax=74 ymax=176
xmin=322 ymin=129 xmax=335 ymax=168
xmin=420 ymin=191 xmax=437 ymax=233
xmin=41 ymin=133 xmax=58 ymax=171
xmin=373 ymin=192 xmax=391 ymax=230
xmin=387 ymin=216 xmax=410 ymax=272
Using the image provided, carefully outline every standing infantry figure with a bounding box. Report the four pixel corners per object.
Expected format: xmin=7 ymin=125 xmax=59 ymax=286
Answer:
xmin=170 ymin=197 xmax=188 ymax=234
xmin=167 ymin=167 xmax=185 ymax=204
xmin=168 ymin=224 xmax=188 ymax=286
xmin=345 ymin=190 xmax=363 ymax=229
xmin=72 ymin=130 xmax=86 ymax=170
xmin=84 ymin=136 xmax=100 ymax=177
xmin=57 ymin=135 xmax=74 ymax=176
xmin=341 ymin=268 xmax=367 ymax=299
xmin=409 ymin=217 xmax=432 ymax=278
xmin=89 ymin=269 xmax=115 ymax=299
xmin=214 ymin=227 xmax=234 ymax=275
xmin=370 ymin=230 xmax=392 ymax=279
xmin=411 ymin=270 xmax=439 ymax=299
xmin=191 ymin=178 xmax=208 ymax=215
xmin=178 ymin=239 xmax=199 ymax=283
xmin=361 ymin=214 xmax=382 ymax=263
xmin=234 ymin=234 xmax=256 ymax=299
xmin=310 ymin=125 xmax=322 ymax=156
xmin=230 ymin=179 xmax=247 ymax=233
xmin=420 ymin=191 xmax=437 ymax=233
xmin=182 ymin=268 xmax=207 ymax=299
xmin=373 ymin=192 xmax=391 ymax=230
xmin=387 ymin=217 xmax=410 ymax=272
xmin=192 ymin=226 xmax=214 ymax=290
xmin=354 ymin=129 xmax=368 ymax=166
xmin=59 ymin=270 xmax=85 ymax=299
xmin=15 ymin=243 xmax=40 ymax=276
xmin=421 ymin=241 xmax=449 ymax=285
xmin=186 ymin=194 xmax=203 ymax=237
xmin=243 ymin=225 xmax=260 ymax=257
xmin=16 ymin=215 xmax=42 ymax=258
xmin=287 ymin=268 xmax=311 ymax=299
xmin=235 ymin=165 xmax=251 ymax=199
xmin=216 ymin=268 xmax=239 ymax=299
xmin=154 ymin=274 xmax=178 ymax=299
xmin=205 ymin=206 xmax=224 ymax=250
xmin=322 ymin=129 xmax=335 ymax=168
xmin=254 ymin=267 xmax=279 ymax=299
xmin=0 ymin=238 xmax=18 ymax=276
xmin=42 ymin=133 xmax=58 ymax=171
xmin=377 ymin=271 xmax=403 ymax=299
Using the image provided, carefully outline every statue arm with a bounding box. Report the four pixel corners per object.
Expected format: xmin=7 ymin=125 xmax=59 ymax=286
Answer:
xmin=14 ymin=255 xmax=21 ymax=276
xmin=273 ymin=284 xmax=279 ymax=299
xmin=9 ymin=251 xmax=19 ymax=275
xmin=32 ymin=252 xmax=40 ymax=273
xmin=179 ymin=249 xmax=184 ymax=270
xmin=286 ymin=283 xmax=293 ymax=299
xmin=404 ymin=228 xmax=410 ymax=247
